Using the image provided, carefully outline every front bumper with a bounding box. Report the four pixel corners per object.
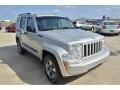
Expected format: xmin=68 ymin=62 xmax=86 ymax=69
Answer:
xmin=63 ymin=48 xmax=110 ymax=76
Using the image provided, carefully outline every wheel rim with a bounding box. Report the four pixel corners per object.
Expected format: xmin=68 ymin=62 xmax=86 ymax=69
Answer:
xmin=45 ymin=59 xmax=56 ymax=80
xmin=17 ymin=41 xmax=22 ymax=52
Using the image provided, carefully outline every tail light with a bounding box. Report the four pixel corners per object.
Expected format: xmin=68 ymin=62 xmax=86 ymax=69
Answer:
xmin=102 ymin=26 xmax=106 ymax=29
xmin=117 ymin=26 xmax=120 ymax=29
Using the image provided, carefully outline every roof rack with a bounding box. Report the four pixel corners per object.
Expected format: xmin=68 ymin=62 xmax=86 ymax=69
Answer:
xmin=19 ymin=13 xmax=31 ymax=16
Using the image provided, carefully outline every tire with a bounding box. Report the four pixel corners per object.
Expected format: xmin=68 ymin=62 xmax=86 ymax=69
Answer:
xmin=115 ymin=33 xmax=119 ymax=35
xmin=16 ymin=40 xmax=26 ymax=55
xmin=43 ymin=54 xmax=63 ymax=84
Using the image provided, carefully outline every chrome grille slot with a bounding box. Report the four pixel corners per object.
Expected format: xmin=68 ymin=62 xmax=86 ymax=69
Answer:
xmin=91 ymin=43 xmax=93 ymax=55
xmin=88 ymin=44 xmax=90 ymax=56
xmin=82 ymin=40 xmax=102 ymax=58
xmin=84 ymin=45 xmax=87 ymax=57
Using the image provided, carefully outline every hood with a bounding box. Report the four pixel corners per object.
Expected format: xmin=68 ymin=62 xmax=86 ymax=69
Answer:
xmin=38 ymin=29 xmax=103 ymax=44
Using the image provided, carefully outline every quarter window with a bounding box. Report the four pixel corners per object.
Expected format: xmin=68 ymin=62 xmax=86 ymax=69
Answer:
xmin=16 ymin=17 xmax=20 ymax=28
xmin=20 ymin=17 xmax=26 ymax=29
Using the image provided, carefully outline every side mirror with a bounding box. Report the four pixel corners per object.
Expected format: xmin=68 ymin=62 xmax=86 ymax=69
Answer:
xmin=73 ymin=24 xmax=79 ymax=29
xmin=74 ymin=26 xmax=80 ymax=29
xmin=27 ymin=26 xmax=35 ymax=33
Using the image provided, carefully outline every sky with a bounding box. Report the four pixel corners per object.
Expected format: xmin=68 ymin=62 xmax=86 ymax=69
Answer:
xmin=0 ymin=5 xmax=120 ymax=21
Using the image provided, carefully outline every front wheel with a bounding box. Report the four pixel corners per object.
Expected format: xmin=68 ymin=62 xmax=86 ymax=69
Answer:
xmin=43 ymin=54 xmax=63 ymax=84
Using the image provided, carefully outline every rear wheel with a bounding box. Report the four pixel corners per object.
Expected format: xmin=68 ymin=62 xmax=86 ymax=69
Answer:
xmin=43 ymin=54 xmax=63 ymax=84
xmin=17 ymin=40 xmax=26 ymax=55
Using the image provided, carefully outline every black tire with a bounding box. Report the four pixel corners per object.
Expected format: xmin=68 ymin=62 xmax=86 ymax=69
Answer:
xmin=115 ymin=33 xmax=119 ymax=35
xmin=16 ymin=40 xmax=26 ymax=55
xmin=43 ymin=54 xmax=63 ymax=84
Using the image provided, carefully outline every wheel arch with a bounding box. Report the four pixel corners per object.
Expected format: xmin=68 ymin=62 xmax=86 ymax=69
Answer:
xmin=41 ymin=44 xmax=69 ymax=77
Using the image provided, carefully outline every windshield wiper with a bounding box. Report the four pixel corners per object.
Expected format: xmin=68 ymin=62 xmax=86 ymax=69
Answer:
xmin=61 ymin=27 xmax=74 ymax=29
xmin=42 ymin=27 xmax=59 ymax=31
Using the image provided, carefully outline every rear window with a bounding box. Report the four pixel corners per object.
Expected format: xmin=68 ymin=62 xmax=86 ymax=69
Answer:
xmin=104 ymin=22 xmax=117 ymax=25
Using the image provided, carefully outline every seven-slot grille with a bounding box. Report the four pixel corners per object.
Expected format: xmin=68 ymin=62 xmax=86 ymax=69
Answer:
xmin=82 ymin=40 xmax=102 ymax=58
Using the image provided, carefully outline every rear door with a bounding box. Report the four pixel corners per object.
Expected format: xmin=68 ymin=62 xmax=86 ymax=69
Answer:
xmin=18 ymin=16 xmax=28 ymax=45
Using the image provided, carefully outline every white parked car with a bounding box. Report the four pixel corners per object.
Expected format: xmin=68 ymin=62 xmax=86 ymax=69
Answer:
xmin=99 ymin=20 xmax=120 ymax=35
xmin=16 ymin=13 xmax=110 ymax=83
xmin=76 ymin=22 xmax=100 ymax=33
xmin=76 ymin=22 xmax=92 ymax=30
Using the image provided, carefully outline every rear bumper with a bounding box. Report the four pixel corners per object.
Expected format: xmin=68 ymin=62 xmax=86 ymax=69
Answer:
xmin=100 ymin=29 xmax=120 ymax=34
xmin=63 ymin=47 xmax=110 ymax=76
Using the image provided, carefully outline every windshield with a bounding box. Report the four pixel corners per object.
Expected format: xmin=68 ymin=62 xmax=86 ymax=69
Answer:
xmin=36 ymin=16 xmax=74 ymax=31
xmin=104 ymin=22 xmax=117 ymax=25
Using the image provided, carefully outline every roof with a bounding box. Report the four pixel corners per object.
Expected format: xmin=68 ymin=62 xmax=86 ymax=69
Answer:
xmin=36 ymin=15 xmax=66 ymax=18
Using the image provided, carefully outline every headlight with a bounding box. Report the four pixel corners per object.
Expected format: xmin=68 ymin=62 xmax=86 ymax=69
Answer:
xmin=70 ymin=44 xmax=82 ymax=58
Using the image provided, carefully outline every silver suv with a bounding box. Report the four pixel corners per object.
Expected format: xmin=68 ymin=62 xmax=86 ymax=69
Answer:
xmin=16 ymin=13 xmax=110 ymax=83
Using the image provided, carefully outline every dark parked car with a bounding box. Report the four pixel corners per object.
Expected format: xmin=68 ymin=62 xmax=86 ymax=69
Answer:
xmin=6 ymin=23 xmax=16 ymax=32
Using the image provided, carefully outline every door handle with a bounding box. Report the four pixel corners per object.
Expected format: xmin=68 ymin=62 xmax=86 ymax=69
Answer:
xmin=18 ymin=30 xmax=21 ymax=32
xmin=38 ymin=35 xmax=44 ymax=37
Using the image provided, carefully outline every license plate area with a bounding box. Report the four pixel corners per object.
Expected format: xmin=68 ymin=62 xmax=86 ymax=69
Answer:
xmin=110 ymin=30 xmax=114 ymax=32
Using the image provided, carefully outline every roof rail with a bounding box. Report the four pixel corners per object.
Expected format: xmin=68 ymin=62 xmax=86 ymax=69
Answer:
xmin=19 ymin=13 xmax=31 ymax=16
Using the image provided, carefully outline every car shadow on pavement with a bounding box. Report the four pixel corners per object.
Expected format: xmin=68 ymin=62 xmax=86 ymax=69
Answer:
xmin=100 ymin=33 xmax=120 ymax=36
xmin=0 ymin=45 xmax=101 ymax=85
xmin=60 ymin=64 xmax=102 ymax=85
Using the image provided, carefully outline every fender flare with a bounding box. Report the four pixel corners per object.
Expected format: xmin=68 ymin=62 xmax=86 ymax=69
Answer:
xmin=42 ymin=44 xmax=69 ymax=77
